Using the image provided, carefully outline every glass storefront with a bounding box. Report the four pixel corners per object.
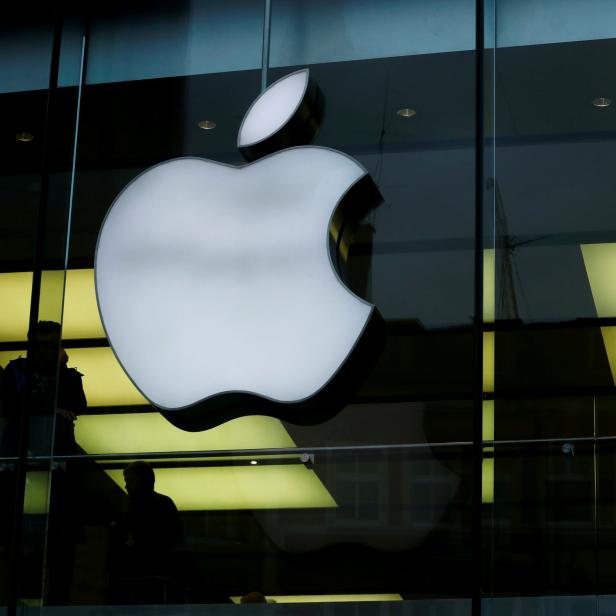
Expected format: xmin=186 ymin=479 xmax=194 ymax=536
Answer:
xmin=1 ymin=1 xmax=615 ymax=614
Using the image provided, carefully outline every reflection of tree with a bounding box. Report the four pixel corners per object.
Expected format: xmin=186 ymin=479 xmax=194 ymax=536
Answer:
xmin=490 ymin=178 xmax=550 ymax=322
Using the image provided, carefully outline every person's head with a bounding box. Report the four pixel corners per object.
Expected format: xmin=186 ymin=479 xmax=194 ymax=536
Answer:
xmin=28 ymin=321 xmax=62 ymax=371
xmin=123 ymin=461 xmax=155 ymax=495
xmin=240 ymin=592 xmax=267 ymax=604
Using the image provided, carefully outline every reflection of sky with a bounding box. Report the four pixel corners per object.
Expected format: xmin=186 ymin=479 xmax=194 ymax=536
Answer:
xmin=4 ymin=0 xmax=616 ymax=92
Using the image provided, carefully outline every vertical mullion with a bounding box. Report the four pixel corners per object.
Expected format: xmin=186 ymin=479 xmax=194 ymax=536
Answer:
xmin=473 ymin=0 xmax=486 ymax=615
xmin=261 ymin=0 xmax=272 ymax=91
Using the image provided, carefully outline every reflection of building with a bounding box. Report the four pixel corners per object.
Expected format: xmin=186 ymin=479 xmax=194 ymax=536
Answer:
xmin=1 ymin=0 xmax=616 ymax=612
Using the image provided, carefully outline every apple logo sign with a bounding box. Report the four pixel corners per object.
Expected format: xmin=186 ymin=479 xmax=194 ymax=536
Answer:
xmin=95 ymin=69 xmax=385 ymax=431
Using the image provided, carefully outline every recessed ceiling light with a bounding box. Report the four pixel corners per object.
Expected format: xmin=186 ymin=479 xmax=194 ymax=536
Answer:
xmin=593 ymin=97 xmax=612 ymax=108
xmin=396 ymin=108 xmax=416 ymax=118
xmin=16 ymin=132 xmax=34 ymax=142
xmin=198 ymin=120 xmax=216 ymax=130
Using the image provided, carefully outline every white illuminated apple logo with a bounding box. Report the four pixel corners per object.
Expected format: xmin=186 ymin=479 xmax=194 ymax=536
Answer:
xmin=95 ymin=69 xmax=384 ymax=431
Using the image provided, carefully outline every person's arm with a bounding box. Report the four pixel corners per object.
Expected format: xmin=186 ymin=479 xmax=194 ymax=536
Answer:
xmin=57 ymin=367 xmax=87 ymax=420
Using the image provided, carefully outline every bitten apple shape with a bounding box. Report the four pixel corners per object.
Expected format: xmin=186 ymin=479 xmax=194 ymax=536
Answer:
xmin=95 ymin=69 xmax=384 ymax=431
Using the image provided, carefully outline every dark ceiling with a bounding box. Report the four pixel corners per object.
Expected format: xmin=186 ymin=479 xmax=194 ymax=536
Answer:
xmin=3 ymin=36 xmax=616 ymax=175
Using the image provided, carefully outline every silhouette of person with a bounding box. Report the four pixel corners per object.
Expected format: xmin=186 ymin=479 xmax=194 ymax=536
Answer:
xmin=0 ymin=320 xmax=87 ymax=604
xmin=0 ymin=320 xmax=86 ymax=456
xmin=111 ymin=461 xmax=183 ymax=602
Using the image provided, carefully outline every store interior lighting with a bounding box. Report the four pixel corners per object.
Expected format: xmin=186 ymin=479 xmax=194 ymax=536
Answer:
xmin=230 ymin=594 xmax=403 ymax=604
xmin=0 ymin=269 xmax=104 ymax=342
xmin=581 ymin=243 xmax=616 ymax=383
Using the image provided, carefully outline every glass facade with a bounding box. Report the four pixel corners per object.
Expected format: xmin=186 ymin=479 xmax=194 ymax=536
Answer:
xmin=1 ymin=1 xmax=615 ymax=614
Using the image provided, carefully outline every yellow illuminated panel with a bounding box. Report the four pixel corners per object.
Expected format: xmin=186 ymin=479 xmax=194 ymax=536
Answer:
xmin=67 ymin=347 xmax=147 ymax=407
xmin=0 ymin=349 xmax=24 ymax=368
xmin=1 ymin=264 xmax=338 ymax=512
xmin=76 ymin=413 xmax=335 ymax=511
xmin=75 ymin=413 xmax=296 ymax=454
xmin=0 ymin=269 xmax=104 ymax=342
xmin=482 ymin=400 xmax=494 ymax=442
xmin=230 ymin=594 xmax=403 ymax=604
xmin=0 ymin=347 xmax=146 ymax=407
xmin=105 ymin=465 xmax=336 ymax=511
xmin=484 ymin=248 xmax=495 ymax=323
xmin=0 ymin=271 xmax=31 ymax=342
xmin=482 ymin=458 xmax=494 ymax=504
xmin=6 ymin=414 xmax=335 ymax=513
xmin=581 ymin=244 xmax=616 ymax=317
xmin=19 ymin=465 xmax=336 ymax=513
xmin=483 ymin=331 xmax=494 ymax=393
xmin=600 ymin=327 xmax=616 ymax=384
xmin=581 ymin=244 xmax=616 ymax=384
xmin=62 ymin=269 xmax=105 ymax=339
xmin=39 ymin=270 xmax=64 ymax=327
xmin=24 ymin=471 xmax=49 ymax=515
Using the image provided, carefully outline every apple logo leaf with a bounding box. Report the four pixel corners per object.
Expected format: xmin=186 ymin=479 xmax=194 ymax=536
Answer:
xmin=95 ymin=68 xmax=385 ymax=432
xmin=238 ymin=68 xmax=324 ymax=162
